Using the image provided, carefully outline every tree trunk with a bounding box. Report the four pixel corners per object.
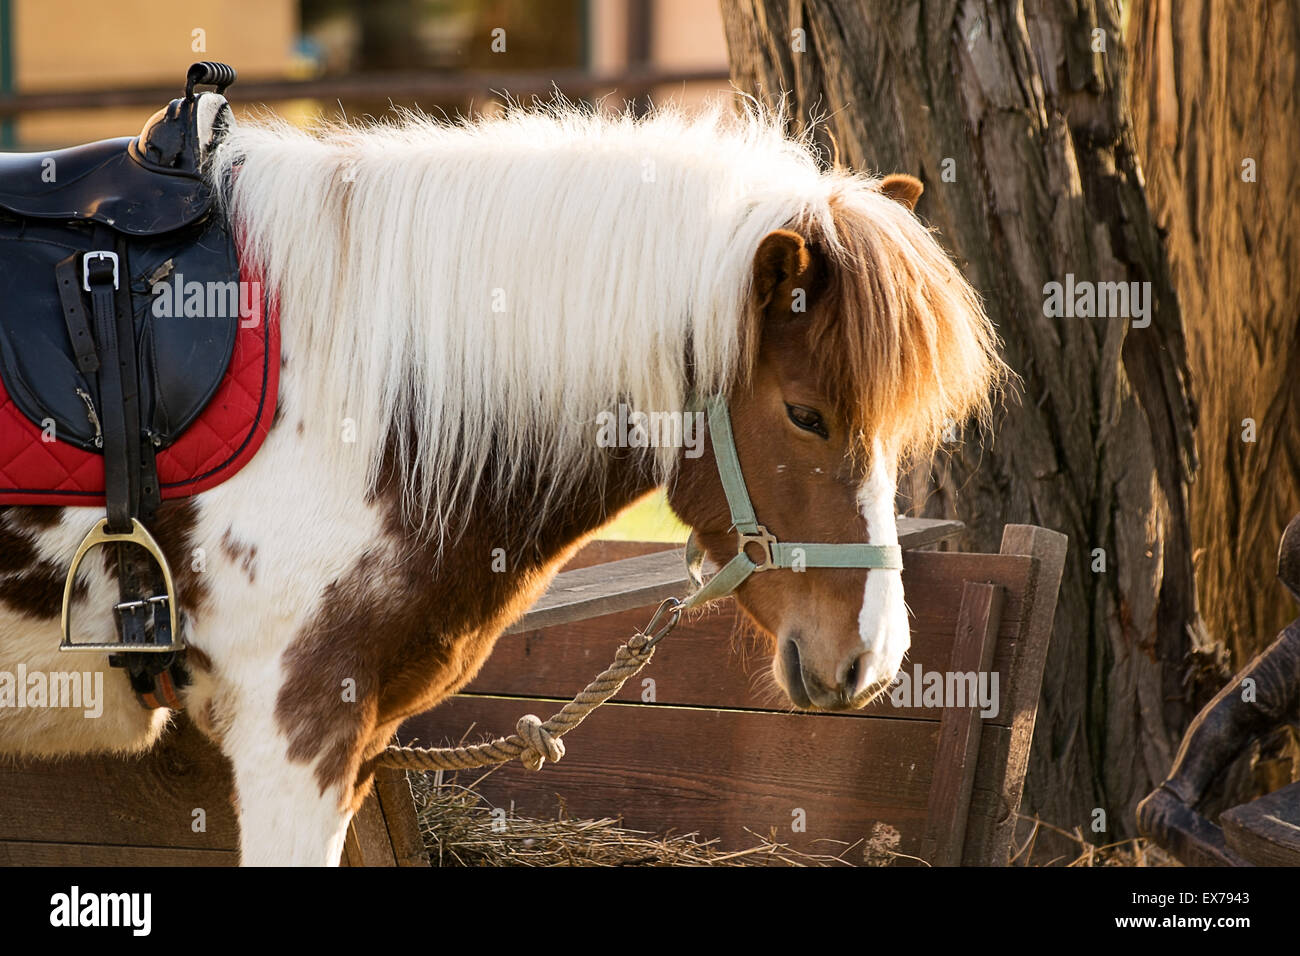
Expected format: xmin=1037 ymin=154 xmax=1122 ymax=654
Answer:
xmin=1124 ymin=0 xmax=1300 ymax=788
xmin=721 ymin=0 xmax=1227 ymax=854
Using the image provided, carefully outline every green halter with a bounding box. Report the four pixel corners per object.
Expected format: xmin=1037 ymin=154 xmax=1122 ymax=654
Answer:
xmin=679 ymin=395 xmax=903 ymax=611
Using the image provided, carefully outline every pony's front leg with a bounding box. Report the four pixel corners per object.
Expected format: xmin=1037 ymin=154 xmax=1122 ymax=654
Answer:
xmin=218 ymin=689 xmax=356 ymax=866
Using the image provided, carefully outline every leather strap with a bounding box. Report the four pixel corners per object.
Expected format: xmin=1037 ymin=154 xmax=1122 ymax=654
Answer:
xmin=84 ymin=240 xmax=135 ymax=533
xmin=55 ymin=254 xmax=99 ymax=375
xmin=83 ymin=239 xmax=173 ymax=658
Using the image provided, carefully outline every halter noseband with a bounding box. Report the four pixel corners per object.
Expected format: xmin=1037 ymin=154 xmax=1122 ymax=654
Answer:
xmin=679 ymin=395 xmax=903 ymax=611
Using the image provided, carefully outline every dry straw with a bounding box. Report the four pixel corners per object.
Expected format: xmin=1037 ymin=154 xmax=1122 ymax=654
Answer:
xmin=410 ymin=770 xmax=894 ymax=867
xmin=409 ymin=773 xmax=1178 ymax=867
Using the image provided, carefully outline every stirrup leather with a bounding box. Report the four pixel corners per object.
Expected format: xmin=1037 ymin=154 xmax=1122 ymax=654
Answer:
xmin=60 ymin=518 xmax=182 ymax=653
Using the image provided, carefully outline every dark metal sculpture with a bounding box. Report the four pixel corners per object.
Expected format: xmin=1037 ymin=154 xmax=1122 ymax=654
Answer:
xmin=1137 ymin=514 xmax=1300 ymax=865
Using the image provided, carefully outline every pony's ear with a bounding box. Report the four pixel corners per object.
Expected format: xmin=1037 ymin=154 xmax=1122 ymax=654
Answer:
xmin=752 ymin=229 xmax=814 ymax=312
xmin=878 ymin=174 xmax=924 ymax=211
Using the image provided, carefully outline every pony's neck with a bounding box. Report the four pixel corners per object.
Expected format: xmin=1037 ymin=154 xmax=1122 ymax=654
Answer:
xmin=384 ymin=434 xmax=666 ymax=580
xmin=504 ymin=449 xmax=665 ymax=571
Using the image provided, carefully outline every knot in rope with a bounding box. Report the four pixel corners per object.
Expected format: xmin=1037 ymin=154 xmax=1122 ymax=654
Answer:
xmin=377 ymin=597 xmax=682 ymax=774
xmin=515 ymin=714 xmax=565 ymax=770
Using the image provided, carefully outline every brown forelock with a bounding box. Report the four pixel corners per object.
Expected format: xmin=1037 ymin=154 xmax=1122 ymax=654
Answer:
xmin=809 ymin=191 xmax=1004 ymax=467
xmin=276 ymin=428 xmax=661 ymax=807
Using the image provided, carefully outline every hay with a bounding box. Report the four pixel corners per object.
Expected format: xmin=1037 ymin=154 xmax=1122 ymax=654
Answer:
xmin=410 ymin=775 xmax=1179 ymax=867
xmin=1011 ymin=814 xmax=1181 ymax=867
xmin=410 ymin=770 xmax=890 ymax=867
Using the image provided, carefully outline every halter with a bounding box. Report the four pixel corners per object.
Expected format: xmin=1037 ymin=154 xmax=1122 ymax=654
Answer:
xmin=679 ymin=395 xmax=903 ymax=611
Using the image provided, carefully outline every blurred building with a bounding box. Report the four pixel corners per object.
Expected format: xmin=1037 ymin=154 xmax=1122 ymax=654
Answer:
xmin=5 ymin=0 xmax=299 ymax=146
xmin=0 ymin=0 xmax=731 ymax=149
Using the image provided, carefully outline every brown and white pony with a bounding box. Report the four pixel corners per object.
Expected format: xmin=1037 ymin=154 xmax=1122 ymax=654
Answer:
xmin=0 ymin=103 xmax=1002 ymax=864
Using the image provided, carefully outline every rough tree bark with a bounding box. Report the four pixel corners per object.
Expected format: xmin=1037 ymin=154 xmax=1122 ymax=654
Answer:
xmin=721 ymin=0 xmax=1230 ymax=853
xmin=1125 ymin=0 xmax=1300 ymax=790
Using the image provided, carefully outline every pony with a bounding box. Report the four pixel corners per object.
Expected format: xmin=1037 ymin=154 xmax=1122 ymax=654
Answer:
xmin=0 ymin=100 xmax=1003 ymax=865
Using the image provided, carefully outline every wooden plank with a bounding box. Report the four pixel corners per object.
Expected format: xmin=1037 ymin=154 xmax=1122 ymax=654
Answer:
xmin=894 ymin=516 xmax=968 ymax=549
xmin=921 ymin=582 xmax=1004 ymax=865
xmin=507 ymin=549 xmax=695 ymax=633
xmin=465 ymin=551 xmax=1034 ymax=724
xmin=560 ymin=539 xmax=677 ymax=570
xmin=1 ymin=722 xmax=424 ymax=868
xmin=508 ymin=518 xmax=965 ymax=633
xmin=373 ymin=768 xmax=431 ymax=867
xmin=0 ymin=716 xmax=239 ymax=850
xmin=1222 ymin=781 xmax=1300 ymax=866
xmin=962 ymin=525 xmax=1067 ymax=866
xmin=343 ymin=790 xmax=398 ymax=867
xmin=401 ymin=695 xmax=940 ymax=861
xmin=0 ymin=841 xmax=236 ymax=866
xmin=965 ymin=723 xmax=1015 ymax=864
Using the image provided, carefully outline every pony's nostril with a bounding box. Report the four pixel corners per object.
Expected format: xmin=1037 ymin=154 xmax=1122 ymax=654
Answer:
xmin=843 ymin=651 xmax=875 ymax=699
xmin=781 ymin=636 xmax=802 ymax=682
xmin=778 ymin=636 xmax=814 ymax=709
xmin=844 ymin=655 xmax=861 ymax=693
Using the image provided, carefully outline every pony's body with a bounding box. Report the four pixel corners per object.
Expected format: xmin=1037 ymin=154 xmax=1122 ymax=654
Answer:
xmin=0 ymin=103 xmax=1001 ymax=865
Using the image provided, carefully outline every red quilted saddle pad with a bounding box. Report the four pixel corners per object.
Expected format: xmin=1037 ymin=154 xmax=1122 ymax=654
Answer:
xmin=0 ymin=262 xmax=279 ymax=506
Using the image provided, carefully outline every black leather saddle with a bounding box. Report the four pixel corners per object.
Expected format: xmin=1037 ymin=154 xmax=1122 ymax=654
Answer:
xmin=0 ymin=62 xmax=242 ymax=703
xmin=0 ymin=62 xmax=239 ymax=453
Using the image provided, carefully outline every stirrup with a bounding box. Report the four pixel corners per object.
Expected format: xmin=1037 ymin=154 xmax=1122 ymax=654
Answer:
xmin=60 ymin=518 xmax=182 ymax=653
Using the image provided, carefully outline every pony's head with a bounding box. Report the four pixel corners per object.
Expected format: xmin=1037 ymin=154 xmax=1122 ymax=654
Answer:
xmin=669 ymin=173 xmax=1004 ymax=711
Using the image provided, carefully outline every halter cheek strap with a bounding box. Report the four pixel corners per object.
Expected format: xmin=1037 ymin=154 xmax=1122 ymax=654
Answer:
xmin=679 ymin=395 xmax=903 ymax=612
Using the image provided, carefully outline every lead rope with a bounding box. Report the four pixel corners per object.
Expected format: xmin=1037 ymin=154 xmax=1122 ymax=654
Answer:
xmin=377 ymin=597 xmax=684 ymax=772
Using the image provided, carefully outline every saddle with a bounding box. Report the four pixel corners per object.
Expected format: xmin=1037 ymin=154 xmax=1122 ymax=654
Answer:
xmin=0 ymin=63 xmax=277 ymax=707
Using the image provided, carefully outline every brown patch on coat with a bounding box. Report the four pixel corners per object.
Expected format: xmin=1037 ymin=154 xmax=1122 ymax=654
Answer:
xmin=2 ymin=506 xmax=64 ymax=531
xmin=186 ymin=645 xmax=213 ymax=672
xmin=0 ymin=509 xmax=83 ymax=617
xmin=275 ymin=433 xmax=659 ymax=807
xmin=150 ymin=499 xmax=210 ymax=619
xmin=219 ymin=527 xmax=258 ymax=583
xmin=0 ymin=515 xmax=40 ymax=574
xmin=0 ymin=563 xmax=85 ymax=618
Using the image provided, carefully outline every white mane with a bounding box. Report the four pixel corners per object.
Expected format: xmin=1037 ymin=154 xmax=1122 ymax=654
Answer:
xmin=210 ymin=102 xmax=858 ymax=538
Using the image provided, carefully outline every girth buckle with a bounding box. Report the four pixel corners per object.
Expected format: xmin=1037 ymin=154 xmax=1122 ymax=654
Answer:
xmin=60 ymin=518 xmax=183 ymax=653
xmin=82 ymin=250 xmax=119 ymax=291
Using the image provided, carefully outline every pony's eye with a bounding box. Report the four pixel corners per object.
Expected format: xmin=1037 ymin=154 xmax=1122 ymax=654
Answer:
xmin=785 ymin=403 xmax=829 ymax=439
